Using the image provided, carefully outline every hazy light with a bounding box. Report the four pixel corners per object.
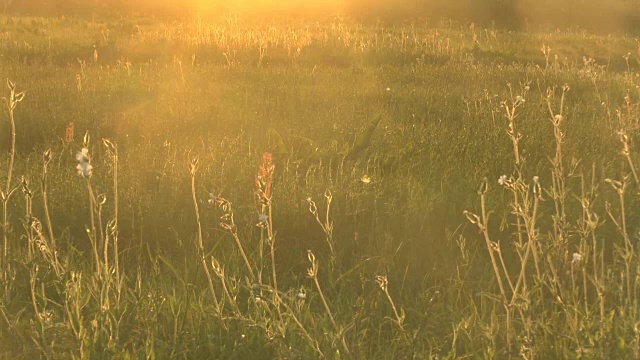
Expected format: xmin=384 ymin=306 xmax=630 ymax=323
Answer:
xmin=191 ymin=0 xmax=346 ymax=14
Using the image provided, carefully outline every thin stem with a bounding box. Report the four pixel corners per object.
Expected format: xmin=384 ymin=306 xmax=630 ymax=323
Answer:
xmin=512 ymin=193 xmax=540 ymax=302
xmin=384 ymin=287 xmax=404 ymax=330
xmin=41 ymin=153 xmax=56 ymax=253
xmin=312 ymin=275 xmax=349 ymax=354
xmin=618 ymin=190 xmax=632 ymax=302
xmin=5 ymin=104 xmax=15 ymax=197
xmin=279 ymin=296 xmax=325 ymax=358
xmin=113 ymin=146 xmax=120 ymax=303
xmin=479 ymin=194 xmax=508 ymax=301
xmin=268 ymin=201 xmax=277 ymax=295
xmin=190 ymin=159 xmax=220 ymax=312
xmin=232 ymin=231 xmax=255 ymax=281
xmin=86 ymin=180 xmax=100 ymax=275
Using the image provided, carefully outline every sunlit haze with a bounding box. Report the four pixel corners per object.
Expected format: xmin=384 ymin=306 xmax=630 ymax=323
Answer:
xmin=2 ymin=0 xmax=640 ymax=358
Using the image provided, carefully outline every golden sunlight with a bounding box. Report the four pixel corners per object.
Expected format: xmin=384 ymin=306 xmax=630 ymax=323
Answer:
xmin=191 ymin=0 xmax=346 ymax=14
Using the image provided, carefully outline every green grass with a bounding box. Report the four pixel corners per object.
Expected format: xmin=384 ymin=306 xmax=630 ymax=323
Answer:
xmin=0 ymin=13 xmax=639 ymax=358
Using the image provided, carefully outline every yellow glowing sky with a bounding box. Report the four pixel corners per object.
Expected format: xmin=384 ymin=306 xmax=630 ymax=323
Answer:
xmin=191 ymin=0 xmax=346 ymax=13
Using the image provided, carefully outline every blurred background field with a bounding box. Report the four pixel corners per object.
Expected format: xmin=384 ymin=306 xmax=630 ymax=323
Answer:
xmin=4 ymin=0 xmax=640 ymax=34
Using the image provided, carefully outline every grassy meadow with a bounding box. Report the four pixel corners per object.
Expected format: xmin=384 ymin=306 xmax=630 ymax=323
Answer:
xmin=0 ymin=10 xmax=639 ymax=359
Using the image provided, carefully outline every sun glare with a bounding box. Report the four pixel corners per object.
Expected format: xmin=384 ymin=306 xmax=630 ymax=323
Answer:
xmin=191 ymin=0 xmax=346 ymax=14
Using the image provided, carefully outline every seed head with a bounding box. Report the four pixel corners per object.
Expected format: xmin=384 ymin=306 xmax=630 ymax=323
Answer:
xmin=189 ymin=156 xmax=199 ymax=176
xmin=375 ymin=275 xmax=389 ymax=292
xmin=43 ymin=148 xmax=52 ymax=166
xmin=65 ymin=122 xmax=74 ymax=144
xmin=102 ymin=138 xmax=116 ymax=154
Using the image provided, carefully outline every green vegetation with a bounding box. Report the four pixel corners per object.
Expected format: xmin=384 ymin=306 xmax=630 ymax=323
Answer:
xmin=0 ymin=12 xmax=640 ymax=358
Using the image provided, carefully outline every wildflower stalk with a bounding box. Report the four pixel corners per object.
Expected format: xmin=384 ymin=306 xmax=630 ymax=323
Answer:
xmin=257 ymin=220 xmax=265 ymax=292
xmin=31 ymin=218 xmax=63 ymax=279
xmin=376 ymin=274 xmax=405 ymax=330
xmin=618 ymin=130 xmax=640 ymax=185
xmin=307 ymin=250 xmax=349 ymax=354
xmin=85 ymin=178 xmax=100 ymax=275
xmin=605 ymin=177 xmax=633 ymax=303
xmin=58 ymin=122 xmax=74 ymax=168
xmin=41 ymin=149 xmax=56 ymax=253
xmin=77 ymin=134 xmax=99 ymax=275
xmin=103 ymin=139 xmax=121 ymax=306
xmin=211 ymin=257 xmax=241 ymax=314
xmin=580 ymin=163 xmax=606 ymax=327
xmin=510 ymin=177 xmax=542 ymax=302
xmin=97 ymin=194 xmax=106 ymax=261
xmin=1 ymin=185 xmax=18 ymax=278
xmin=4 ymin=80 xmax=24 ymax=202
xmin=546 ymin=85 xmax=570 ymax=245
xmin=307 ymin=190 xmax=336 ymax=258
xmin=464 ymin=180 xmax=508 ymax=301
xmin=189 ymin=156 xmax=220 ymax=312
xmin=30 ymin=265 xmax=52 ymax=359
xmin=577 ymin=168 xmax=602 ymax=319
xmin=255 ymin=152 xmax=276 ymax=300
xmin=465 ymin=179 xmax=513 ymax=350
xmin=1 ymin=80 xmax=24 ymax=272
xmin=65 ymin=271 xmax=86 ymax=359
xmin=217 ymin=197 xmax=255 ymax=281
xmin=278 ymin=296 xmax=324 ymax=358
xmin=21 ymin=176 xmax=34 ymax=259
xmin=502 ymin=84 xmax=526 ymax=167
xmin=266 ymin=191 xmax=282 ymax=319
xmin=268 ymin=205 xmax=277 ymax=301
xmin=96 ymin=194 xmax=112 ymax=315
xmin=502 ymin=84 xmax=528 ymax=250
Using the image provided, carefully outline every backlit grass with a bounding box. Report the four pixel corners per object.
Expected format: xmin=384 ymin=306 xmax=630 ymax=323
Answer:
xmin=0 ymin=14 xmax=639 ymax=358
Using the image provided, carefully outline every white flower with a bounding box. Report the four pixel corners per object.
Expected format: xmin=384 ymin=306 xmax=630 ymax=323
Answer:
xmin=361 ymin=175 xmax=372 ymax=184
xmin=498 ymin=175 xmax=508 ymax=185
xmin=76 ymin=147 xmax=92 ymax=177
xmin=76 ymin=147 xmax=89 ymax=162
xmin=385 ymin=87 xmax=391 ymax=91
xmin=306 ymin=197 xmax=312 ymax=203
xmin=296 ymin=287 xmax=307 ymax=300
xmin=515 ymin=95 xmax=525 ymax=104
xmin=554 ymin=114 xmax=563 ymax=121
xmin=76 ymin=162 xmax=93 ymax=177
xmin=533 ymin=176 xmax=539 ymax=184
xmin=572 ymin=253 xmax=583 ymax=263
